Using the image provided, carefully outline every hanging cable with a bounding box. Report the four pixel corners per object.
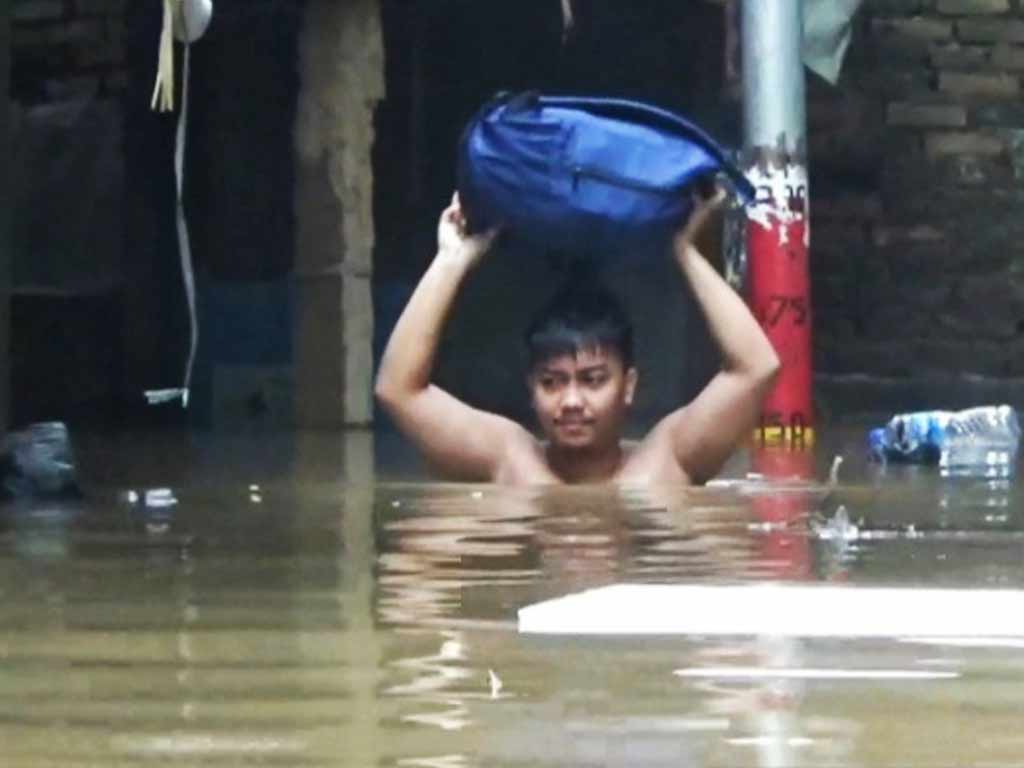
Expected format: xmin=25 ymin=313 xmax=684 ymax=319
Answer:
xmin=144 ymin=0 xmax=212 ymax=408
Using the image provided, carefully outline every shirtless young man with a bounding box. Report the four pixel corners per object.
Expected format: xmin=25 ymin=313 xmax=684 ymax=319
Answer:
xmin=374 ymin=189 xmax=780 ymax=486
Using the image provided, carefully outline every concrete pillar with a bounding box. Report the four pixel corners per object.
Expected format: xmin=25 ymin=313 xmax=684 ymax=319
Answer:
xmin=293 ymin=0 xmax=385 ymax=427
xmin=0 ymin=3 xmax=10 ymax=431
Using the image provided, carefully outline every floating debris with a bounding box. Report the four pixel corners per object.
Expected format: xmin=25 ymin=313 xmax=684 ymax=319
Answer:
xmin=813 ymin=505 xmax=859 ymax=542
xmin=828 ymin=455 xmax=844 ymax=486
xmin=488 ymin=668 xmax=503 ymax=699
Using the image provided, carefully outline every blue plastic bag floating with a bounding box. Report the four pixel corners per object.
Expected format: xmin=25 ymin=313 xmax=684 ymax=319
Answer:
xmin=457 ymin=92 xmax=755 ymax=255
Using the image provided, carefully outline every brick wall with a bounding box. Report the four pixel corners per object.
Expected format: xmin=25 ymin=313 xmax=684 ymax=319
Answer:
xmin=11 ymin=0 xmax=125 ymax=102
xmin=9 ymin=0 xmax=127 ymax=424
xmin=810 ymin=0 xmax=1024 ymax=387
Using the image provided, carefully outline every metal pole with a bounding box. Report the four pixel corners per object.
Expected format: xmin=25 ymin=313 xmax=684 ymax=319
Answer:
xmin=742 ymin=0 xmax=806 ymax=152
xmin=741 ymin=0 xmax=813 ymax=445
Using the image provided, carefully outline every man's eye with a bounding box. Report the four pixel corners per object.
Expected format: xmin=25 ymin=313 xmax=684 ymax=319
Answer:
xmin=583 ymin=374 xmax=607 ymax=387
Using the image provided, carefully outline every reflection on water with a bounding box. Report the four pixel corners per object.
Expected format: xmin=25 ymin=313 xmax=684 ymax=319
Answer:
xmin=1 ymin=429 xmax=1024 ymax=766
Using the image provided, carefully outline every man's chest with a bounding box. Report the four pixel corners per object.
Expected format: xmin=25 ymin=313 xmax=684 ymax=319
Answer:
xmin=498 ymin=440 xmax=690 ymax=486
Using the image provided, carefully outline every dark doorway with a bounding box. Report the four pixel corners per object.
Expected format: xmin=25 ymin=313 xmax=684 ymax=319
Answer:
xmin=372 ymin=1 xmax=734 ymax=427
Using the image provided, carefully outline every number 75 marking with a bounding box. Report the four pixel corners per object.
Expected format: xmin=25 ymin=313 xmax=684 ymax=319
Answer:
xmin=759 ymin=294 xmax=808 ymax=327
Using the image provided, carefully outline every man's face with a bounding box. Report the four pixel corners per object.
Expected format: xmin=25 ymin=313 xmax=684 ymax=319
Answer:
xmin=528 ymin=346 xmax=638 ymax=451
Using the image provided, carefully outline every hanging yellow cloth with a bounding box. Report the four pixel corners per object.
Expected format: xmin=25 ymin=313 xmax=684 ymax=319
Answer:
xmin=150 ymin=0 xmax=181 ymax=112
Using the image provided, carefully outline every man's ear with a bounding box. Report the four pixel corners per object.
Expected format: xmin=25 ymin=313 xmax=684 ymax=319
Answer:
xmin=624 ymin=367 xmax=638 ymax=406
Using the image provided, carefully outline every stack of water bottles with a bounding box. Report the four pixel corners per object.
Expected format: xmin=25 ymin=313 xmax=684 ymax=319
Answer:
xmin=869 ymin=405 xmax=1021 ymax=476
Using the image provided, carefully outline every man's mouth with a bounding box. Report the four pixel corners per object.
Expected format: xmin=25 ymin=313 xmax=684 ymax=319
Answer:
xmin=556 ymin=419 xmax=592 ymax=428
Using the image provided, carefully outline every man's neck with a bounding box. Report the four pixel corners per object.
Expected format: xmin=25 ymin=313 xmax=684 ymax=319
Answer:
xmin=546 ymin=442 xmax=624 ymax=484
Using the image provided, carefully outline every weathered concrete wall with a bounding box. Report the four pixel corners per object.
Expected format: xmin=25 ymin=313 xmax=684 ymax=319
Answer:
xmin=810 ymin=0 xmax=1024 ymax=406
xmin=1 ymin=4 xmax=10 ymax=432
xmin=293 ymin=0 xmax=384 ymax=427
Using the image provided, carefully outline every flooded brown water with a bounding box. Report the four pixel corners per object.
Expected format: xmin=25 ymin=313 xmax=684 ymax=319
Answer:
xmin=2 ymin=428 xmax=1023 ymax=767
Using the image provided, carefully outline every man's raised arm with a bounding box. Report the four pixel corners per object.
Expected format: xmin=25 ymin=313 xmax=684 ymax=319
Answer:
xmin=374 ymin=195 xmax=527 ymax=480
xmin=654 ymin=188 xmax=781 ymax=484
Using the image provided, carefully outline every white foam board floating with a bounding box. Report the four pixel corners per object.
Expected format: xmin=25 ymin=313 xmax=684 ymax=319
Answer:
xmin=517 ymin=584 xmax=1024 ymax=638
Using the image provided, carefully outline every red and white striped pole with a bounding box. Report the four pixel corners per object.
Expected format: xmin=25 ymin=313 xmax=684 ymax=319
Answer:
xmin=741 ymin=0 xmax=813 ymax=446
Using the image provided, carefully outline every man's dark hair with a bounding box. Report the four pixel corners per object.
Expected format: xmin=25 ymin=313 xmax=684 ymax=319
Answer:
xmin=525 ymin=278 xmax=634 ymax=370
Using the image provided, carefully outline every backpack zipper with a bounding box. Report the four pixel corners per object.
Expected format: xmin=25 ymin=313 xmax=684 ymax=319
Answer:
xmin=571 ymin=165 xmax=674 ymax=195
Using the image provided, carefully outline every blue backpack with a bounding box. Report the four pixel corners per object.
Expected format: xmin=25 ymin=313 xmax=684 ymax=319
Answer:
xmin=457 ymin=92 xmax=755 ymax=254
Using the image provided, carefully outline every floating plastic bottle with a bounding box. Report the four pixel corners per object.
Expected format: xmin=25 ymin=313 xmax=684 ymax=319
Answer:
xmin=1 ymin=422 xmax=79 ymax=499
xmin=869 ymin=405 xmax=1021 ymax=476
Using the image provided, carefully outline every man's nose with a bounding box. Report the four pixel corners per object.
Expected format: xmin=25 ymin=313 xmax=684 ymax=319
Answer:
xmin=561 ymin=381 xmax=584 ymax=409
